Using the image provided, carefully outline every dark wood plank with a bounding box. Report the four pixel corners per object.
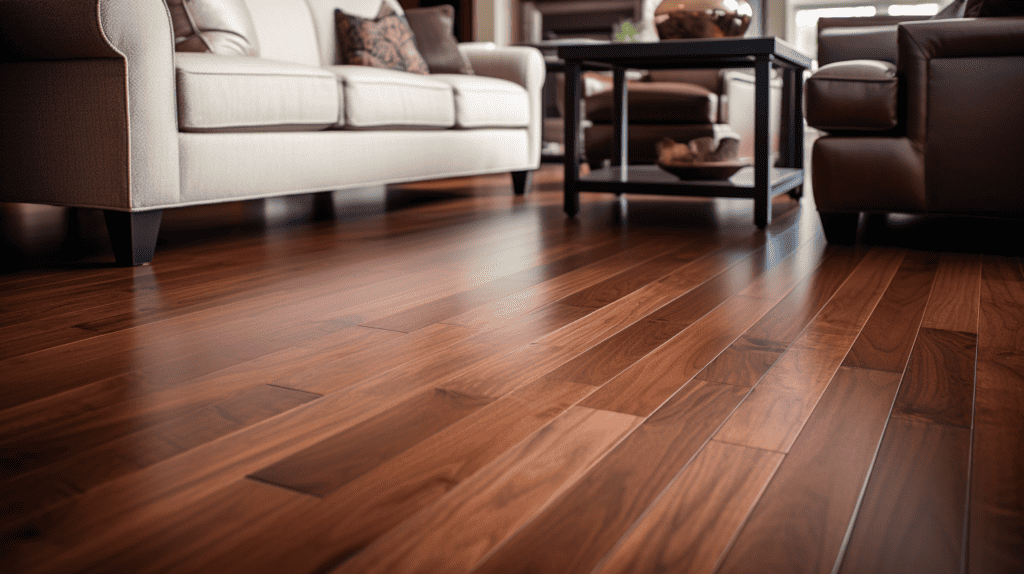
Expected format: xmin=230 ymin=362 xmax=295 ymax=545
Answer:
xmin=713 ymin=248 xmax=904 ymax=452
xmin=333 ymin=406 xmax=639 ymax=574
xmin=439 ymin=236 xmax=705 ymax=330
xmin=970 ymin=258 xmax=1024 ymax=574
xmin=592 ymin=440 xmax=782 ymax=574
xmin=4 ymin=378 xmax=596 ymax=574
xmin=249 ymin=388 xmax=492 ymax=497
xmin=0 ymin=384 xmax=320 ymax=527
xmin=579 ymin=236 xmax=826 ymax=417
xmin=469 ymin=380 xmax=749 ymax=574
xmin=0 ymin=324 xmax=431 ymax=483
xmin=920 ymin=252 xmax=982 ymax=334
xmin=714 ymin=366 xmax=902 ymax=574
xmin=698 ymin=246 xmax=865 ymax=386
xmin=842 ymin=251 xmax=939 ymax=372
xmin=557 ymin=243 xmax=707 ymax=309
xmin=362 ymin=237 xmax=646 ymax=332
xmin=531 ymin=237 xmax=768 ymax=354
xmin=837 ymin=417 xmax=971 ymax=574
xmin=892 ymin=327 xmax=977 ymax=428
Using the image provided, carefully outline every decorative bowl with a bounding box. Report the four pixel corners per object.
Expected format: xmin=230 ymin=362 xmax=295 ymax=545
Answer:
xmin=653 ymin=0 xmax=753 ymax=40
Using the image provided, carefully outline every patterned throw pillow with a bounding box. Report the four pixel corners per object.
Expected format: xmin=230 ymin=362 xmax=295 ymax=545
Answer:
xmin=335 ymin=5 xmax=430 ymax=75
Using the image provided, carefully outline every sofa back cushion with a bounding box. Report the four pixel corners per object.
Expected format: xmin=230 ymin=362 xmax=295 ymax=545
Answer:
xmin=306 ymin=0 xmax=407 ymax=66
xmin=166 ymin=0 xmax=260 ymax=56
xmin=241 ymin=0 xmax=321 ymax=66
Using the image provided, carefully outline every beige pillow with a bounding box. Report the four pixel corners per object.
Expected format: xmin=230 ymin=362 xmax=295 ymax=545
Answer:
xmin=165 ymin=0 xmax=260 ymax=56
xmin=404 ymin=5 xmax=474 ymax=75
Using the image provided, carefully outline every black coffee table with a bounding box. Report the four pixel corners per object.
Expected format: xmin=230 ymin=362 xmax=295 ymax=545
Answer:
xmin=558 ymin=37 xmax=812 ymax=228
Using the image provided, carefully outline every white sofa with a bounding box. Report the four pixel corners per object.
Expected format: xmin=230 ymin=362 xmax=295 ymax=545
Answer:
xmin=0 ymin=0 xmax=545 ymax=265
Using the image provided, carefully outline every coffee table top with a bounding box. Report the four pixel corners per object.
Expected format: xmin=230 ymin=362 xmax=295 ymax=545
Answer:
xmin=556 ymin=36 xmax=812 ymax=70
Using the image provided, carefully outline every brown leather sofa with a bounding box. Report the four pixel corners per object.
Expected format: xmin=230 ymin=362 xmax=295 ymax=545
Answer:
xmin=805 ymin=8 xmax=1024 ymax=244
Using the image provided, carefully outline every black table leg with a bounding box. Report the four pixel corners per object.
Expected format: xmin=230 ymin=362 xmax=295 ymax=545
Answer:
xmin=753 ymin=54 xmax=772 ymax=229
xmin=780 ymin=65 xmax=804 ymax=200
xmin=611 ymin=66 xmax=627 ymax=180
xmin=563 ymin=61 xmax=582 ymax=217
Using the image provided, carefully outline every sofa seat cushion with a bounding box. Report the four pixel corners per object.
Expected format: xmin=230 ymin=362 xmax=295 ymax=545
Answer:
xmin=585 ymin=81 xmax=718 ymax=124
xmin=431 ymin=74 xmax=529 ymax=128
xmin=175 ymin=53 xmax=339 ymax=132
xmin=329 ymin=66 xmax=455 ymax=128
xmin=806 ymin=60 xmax=898 ymax=133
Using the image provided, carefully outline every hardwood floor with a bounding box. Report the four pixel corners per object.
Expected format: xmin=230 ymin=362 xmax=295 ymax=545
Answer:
xmin=1 ymin=166 xmax=1021 ymax=573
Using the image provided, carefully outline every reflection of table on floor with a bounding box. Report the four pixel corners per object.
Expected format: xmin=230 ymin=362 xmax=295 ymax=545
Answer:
xmin=558 ymin=37 xmax=812 ymax=228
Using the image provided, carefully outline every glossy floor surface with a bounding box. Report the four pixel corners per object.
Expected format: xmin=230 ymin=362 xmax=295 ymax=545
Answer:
xmin=1 ymin=166 xmax=1021 ymax=573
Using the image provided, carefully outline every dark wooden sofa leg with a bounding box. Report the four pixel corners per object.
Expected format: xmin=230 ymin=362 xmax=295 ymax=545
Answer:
xmin=103 ymin=210 xmax=163 ymax=266
xmin=511 ymin=170 xmax=533 ymax=195
xmin=818 ymin=211 xmax=860 ymax=245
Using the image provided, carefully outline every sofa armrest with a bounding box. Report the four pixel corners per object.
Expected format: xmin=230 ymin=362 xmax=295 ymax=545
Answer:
xmin=898 ymin=17 xmax=1024 ymax=146
xmin=459 ymin=44 xmax=546 ymax=167
xmin=816 ymin=15 xmax=931 ymax=66
xmin=0 ymin=0 xmax=180 ymax=210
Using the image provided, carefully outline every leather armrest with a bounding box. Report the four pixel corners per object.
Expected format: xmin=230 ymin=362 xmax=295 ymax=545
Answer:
xmin=818 ymin=25 xmax=900 ymax=66
xmin=899 ymin=17 xmax=1024 ymax=145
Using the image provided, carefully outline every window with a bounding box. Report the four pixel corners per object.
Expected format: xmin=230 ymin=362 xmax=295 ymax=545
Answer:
xmin=789 ymin=1 xmax=942 ymax=61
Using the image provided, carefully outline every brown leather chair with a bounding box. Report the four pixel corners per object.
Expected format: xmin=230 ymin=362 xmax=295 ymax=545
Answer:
xmin=805 ymin=9 xmax=1024 ymax=243
xmin=579 ymin=68 xmax=780 ymax=168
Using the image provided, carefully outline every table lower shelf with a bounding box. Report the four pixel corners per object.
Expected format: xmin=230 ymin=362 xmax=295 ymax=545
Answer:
xmin=575 ymin=165 xmax=804 ymax=199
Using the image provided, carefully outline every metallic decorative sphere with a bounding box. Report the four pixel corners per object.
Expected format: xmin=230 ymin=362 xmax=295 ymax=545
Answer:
xmin=654 ymin=0 xmax=753 ymax=39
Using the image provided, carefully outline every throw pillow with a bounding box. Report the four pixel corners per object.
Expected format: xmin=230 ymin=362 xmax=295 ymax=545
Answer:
xmin=404 ymin=5 xmax=474 ymax=74
xmin=335 ymin=4 xmax=430 ymax=75
xmin=933 ymin=0 xmax=966 ymax=18
xmin=165 ymin=0 xmax=259 ymax=56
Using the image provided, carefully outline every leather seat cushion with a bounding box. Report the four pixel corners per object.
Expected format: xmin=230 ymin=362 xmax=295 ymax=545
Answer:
xmin=586 ymin=81 xmax=718 ymax=124
xmin=175 ymin=53 xmax=339 ymax=132
xmin=329 ymin=66 xmax=455 ymax=128
xmin=806 ymin=60 xmax=898 ymax=132
xmin=431 ymin=74 xmax=529 ymax=128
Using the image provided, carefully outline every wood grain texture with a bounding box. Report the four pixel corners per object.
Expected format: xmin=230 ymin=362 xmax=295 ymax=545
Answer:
xmin=0 ymin=384 xmax=319 ymax=526
xmin=469 ymin=380 xmax=749 ymax=574
xmin=440 ymin=238 xmax=697 ymax=330
xmin=842 ymin=250 xmax=938 ymax=372
xmin=551 ymin=243 xmax=701 ymax=309
xmin=578 ymin=235 xmax=826 ymax=417
xmin=837 ymin=417 xmax=970 ymax=574
xmin=185 ymin=378 xmax=598 ymax=574
xmin=920 ymin=252 xmax=982 ymax=333
xmin=971 ymin=258 xmax=1024 ymax=574
xmin=332 ymin=407 xmax=638 ymax=574
xmin=532 ymin=238 xmax=765 ymax=353
xmin=697 ymin=246 xmax=865 ymax=386
xmin=714 ymin=248 xmax=904 ymax=452
xmin=0 ymin=325 xmax=401 ymax=482
xmin=250 ymin=388 xmax=492 ymax=497
xmin=715 ymin=367 xmax=902 ymax=574
xmin=592 ymin=441 xmax=782 ymax=574
xmin=362 ymin=238 xmax=639 ymax=332
xmin=1 ymin=165 xmax=1020 ymax=574
xmin=892 ymin=327 xmax=977 ymax=428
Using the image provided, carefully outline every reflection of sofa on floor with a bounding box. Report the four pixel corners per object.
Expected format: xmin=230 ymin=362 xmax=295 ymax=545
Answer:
xmin=805 ymin=0 xmax=1024 ymax=243
xmin=558 ymin=67 xmax=781 ymax=169
xmin=0 ymin=0 xmax=544 ymax=265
